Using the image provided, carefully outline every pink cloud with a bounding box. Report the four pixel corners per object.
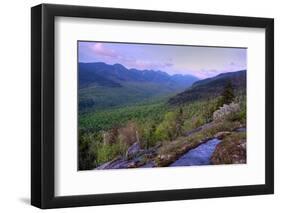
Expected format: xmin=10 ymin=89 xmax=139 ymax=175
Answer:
xmin=88 ymin=42 xmax=174 ymax=71
xmin=127 ymin=60 xmax=173 ymax=70
xmin=91 ymin=43 xmax=118 ymax=58
xmin=183 ymin=69 xmax=218 ymax=79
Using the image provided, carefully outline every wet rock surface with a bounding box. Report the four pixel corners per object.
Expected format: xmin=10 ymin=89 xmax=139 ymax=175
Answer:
xmin=95 ymin=124 xmax=247 ymax=170
xmin=169 ymin=138 xmax=221 ymax=167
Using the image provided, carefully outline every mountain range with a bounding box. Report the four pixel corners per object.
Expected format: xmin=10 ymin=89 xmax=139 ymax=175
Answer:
xmin=79 ymin=62 xmax=199 ymax=88
xmin=168 ymin=70 xmax=246 ymax=105
xmin=79 ymin=62 xmax=246 ymax=112
xmin=79 ymin=62 xmax=199 ymax=111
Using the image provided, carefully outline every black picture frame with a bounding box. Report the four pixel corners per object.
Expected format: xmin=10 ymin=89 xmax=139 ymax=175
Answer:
xmin=31 ymin=3 xmax=274 ymax=209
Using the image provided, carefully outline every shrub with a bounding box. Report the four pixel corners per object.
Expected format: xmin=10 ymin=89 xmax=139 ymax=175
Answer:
xmin=227 ymin=109 xmax=246 ymax=123
xmin=202 ymin=101 xmax=219 ymax=123
xmin=118 ymin=122 xmax=139 ymax=146
xmin=95 ymin=140 xmax=128 ymax=165
xmin=155 ymin=110 xmax=183 ymax=141
xmin=78 ymin=132 xmax=102 ymax=170
xmin=183 ymin=115 xmax=205 ymax=133
xmin=138 ymin=122 xmax=157 ymax=149
xmin=181 ymin=98 xmax=222 ymax=133
xmin=103 ymin=127 xmax=119 ymax=145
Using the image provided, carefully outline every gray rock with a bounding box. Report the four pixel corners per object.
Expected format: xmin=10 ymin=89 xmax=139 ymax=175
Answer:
xmin=213 ymin=102 xmax=240 ymax=121
xmin=235 ymin=127 xmax=246 ymax=132
xmin=126 ymin=142 xmax=141 ymax=159
xmin=140 ymin=161 xmax=156 ymax=168
xmin=95 ymin=157 xmax=123 ymax=170
xmin=184 ymin=122 xmax=214 ymax=137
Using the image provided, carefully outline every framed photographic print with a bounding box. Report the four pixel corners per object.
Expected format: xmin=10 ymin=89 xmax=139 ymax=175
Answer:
xmin=31 ymin=3 xmax=274 ymax=209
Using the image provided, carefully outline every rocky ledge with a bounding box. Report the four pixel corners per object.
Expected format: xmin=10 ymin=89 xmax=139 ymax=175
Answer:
xmin=211 ymin=131 xmax=246 ymax=164
xmin=95 ymin=122 xmax=246 ymax=170
xmin=96 ymin=142 xmax=158 ymax=169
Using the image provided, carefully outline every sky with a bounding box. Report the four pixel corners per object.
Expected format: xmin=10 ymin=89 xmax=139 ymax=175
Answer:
xmin=78 ymin=41 xmax=247 ymax=79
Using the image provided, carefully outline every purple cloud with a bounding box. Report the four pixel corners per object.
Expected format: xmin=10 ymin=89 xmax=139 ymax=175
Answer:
xmin=86 ymin=43 xmax=173 ymax=70
xmin=126 ymin=60 xmax=174 ymax=70
xmin=90 ymin=43 xmax=118 ymax=58
xmin=78 ymin=41 xmax=247 ymax=78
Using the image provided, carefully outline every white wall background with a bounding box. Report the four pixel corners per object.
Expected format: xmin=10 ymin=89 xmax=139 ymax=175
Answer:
xmin=0 ymin=0 xmax=279 ymax=212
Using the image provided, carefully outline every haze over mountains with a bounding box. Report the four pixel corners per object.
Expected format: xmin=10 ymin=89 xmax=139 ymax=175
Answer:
xmin=79 ymin=62 xmax=199 ymax=111
xmin=79 ymin=62 xmax=199 ymax=88
xmin=79 ymin=62 xmax=246 ymax=112
xmin=168 ymin=70 xmax=246 ymax=105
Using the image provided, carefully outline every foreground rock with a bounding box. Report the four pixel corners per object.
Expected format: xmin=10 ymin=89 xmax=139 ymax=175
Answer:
xmin=156 ymin=137 xmax=213 ymax=167
xmin=96 ymin=143 xmax=157 ymax=170
xmin=211 ymin=132 xmax=246 ymax=164
xmin=126 ymin=142 xmax=141 ymax=159
xmin=96 ymin=121 xmax=246 ymax=169
xmin=184 ymin=122 xmax=214 ymax=137
xmin=169 ymin=138 xmax=221 ymax=167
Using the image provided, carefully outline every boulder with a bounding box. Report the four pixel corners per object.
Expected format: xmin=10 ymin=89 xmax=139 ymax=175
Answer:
xmin=126 ymin=142 xmax=141 ymax=159
xmin=95 ymin=157 xmax=123 ymax=170
xmin=140 ymin=161 xmax=156 ymax=168
xmin=213 ymin=102 xmax=240 ymax=121
xmin=211 ymin=137 xmax=246 ymax=165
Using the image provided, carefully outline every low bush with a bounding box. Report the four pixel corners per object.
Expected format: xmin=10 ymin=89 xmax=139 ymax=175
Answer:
xmin=95 ymin=140 xmax=129 ymax=166
xmin=154 ymin=110 xmax=183 ymax=142
xmin=118 ymin=122 xmax=139 ymax=146
xmin=138 ymin=121 xmax=158 ymax=149
xmin=78 ymin=132 xmax=102 ymax=170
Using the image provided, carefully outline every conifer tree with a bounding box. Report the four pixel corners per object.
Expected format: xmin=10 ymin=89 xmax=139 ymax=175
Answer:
xmin=221 ymin=81 xmax=235 ymax=105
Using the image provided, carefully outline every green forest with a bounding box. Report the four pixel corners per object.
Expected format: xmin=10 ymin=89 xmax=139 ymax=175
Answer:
xmin=78 ymin=67 xmax=246 ymax=170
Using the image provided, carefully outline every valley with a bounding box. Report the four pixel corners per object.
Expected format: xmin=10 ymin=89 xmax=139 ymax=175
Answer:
xmin=78 ymin=62 xmax=246 ymax=170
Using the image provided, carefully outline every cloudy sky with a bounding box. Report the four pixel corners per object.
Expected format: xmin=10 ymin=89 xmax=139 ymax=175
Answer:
xmin=78 ymin=41 xmax=247 ymax=79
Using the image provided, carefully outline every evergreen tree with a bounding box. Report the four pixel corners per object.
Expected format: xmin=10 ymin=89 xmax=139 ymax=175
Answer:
xmin=220 ymin=81 xmax=235 ymax=105
xmin=175 ymin=108 xmax=184 ymax=137
xmin=78 ymin=131 xmax=98 ymax=170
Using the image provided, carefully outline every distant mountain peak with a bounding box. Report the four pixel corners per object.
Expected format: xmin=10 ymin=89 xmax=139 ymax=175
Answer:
xmin=113 ymin=63 xmax=127 ymax=70
xmin=79 ymin=62 xmax=199 ymax=89
xmin=168 ymin=70 xmax=246 ymax=105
